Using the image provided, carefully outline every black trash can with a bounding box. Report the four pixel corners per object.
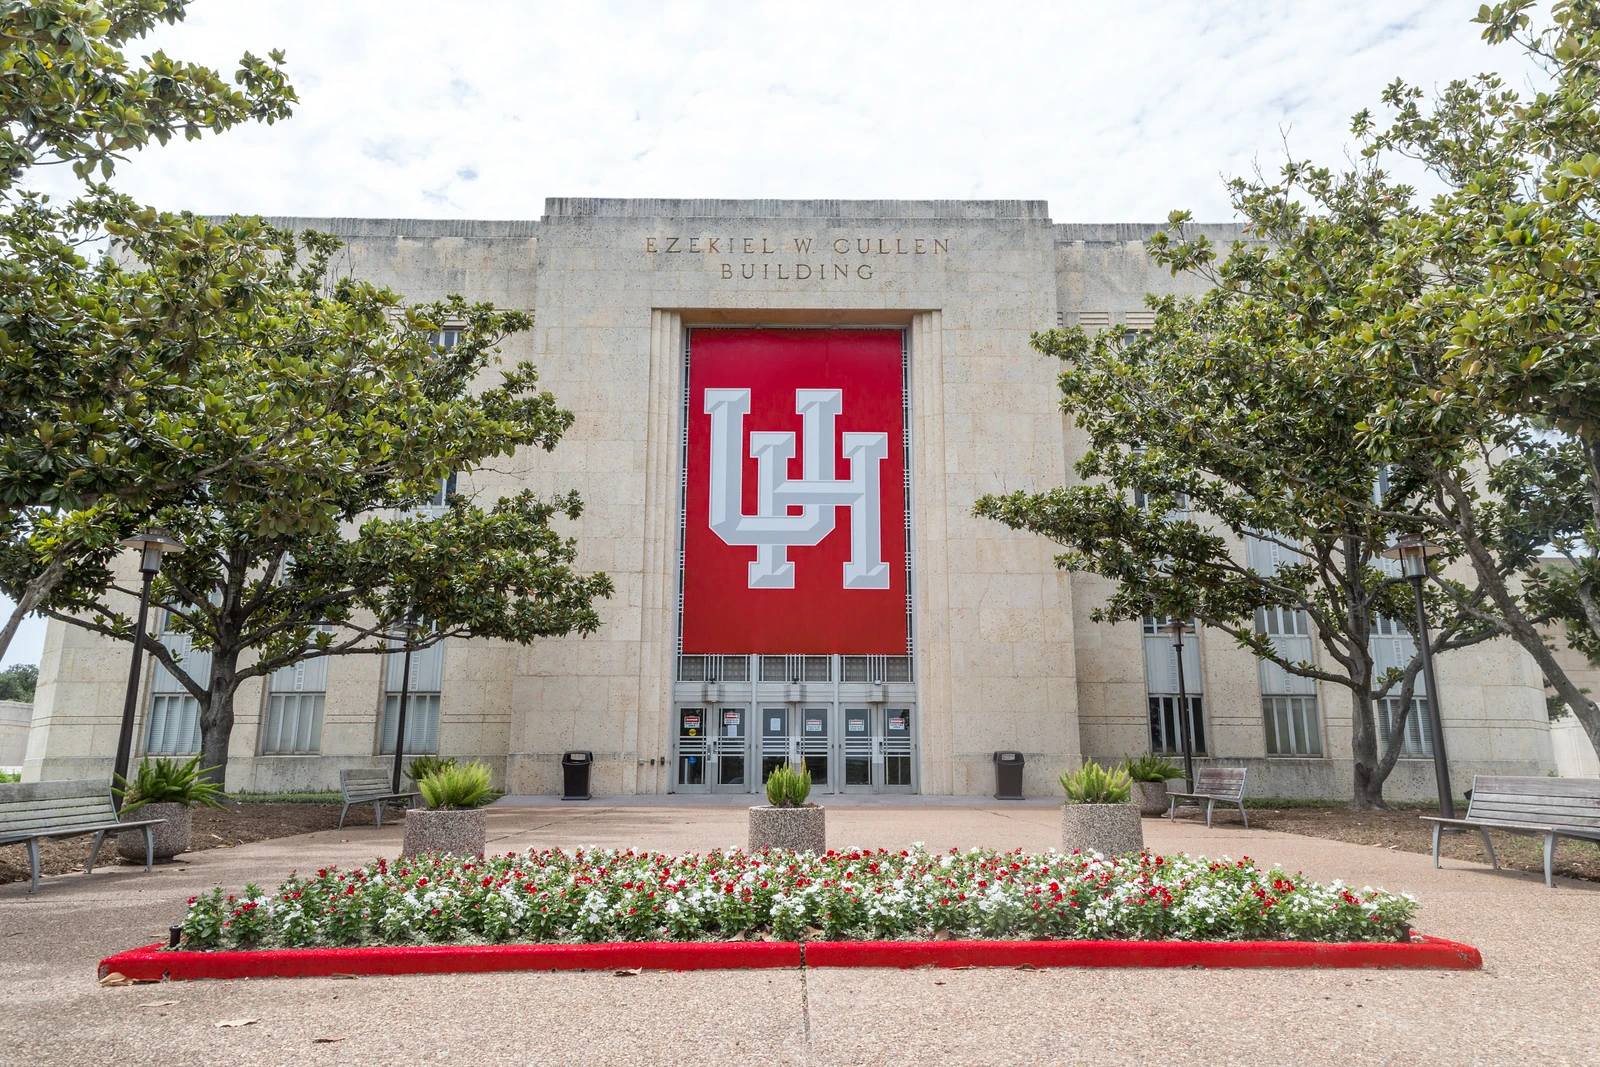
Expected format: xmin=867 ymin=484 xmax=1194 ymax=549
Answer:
xmin=993 ymin=751 xmax=1024 ymax=800
xmin=561 ymin=751 xmax=593 ymax=801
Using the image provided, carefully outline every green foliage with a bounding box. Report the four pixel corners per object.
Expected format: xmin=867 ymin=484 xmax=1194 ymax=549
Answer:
xmin=1059 ymin=762 xmax=1133 ymax=805
xmin=115 ymin=755 xmax=227 ymax=812
xmin=764 ymin=762 xmax=812 ymax=807
xmin=0 ymin=1 xmax=296 ymax=663
xmin=0 ymin=663 xmax=35 ymax=702
xmin=1122 ymin=754 xmax=1181 ymax=783
xmin=0 ymin=770 xmax=19 ymax=783
xmin=417 ymin=760 xmax=496 ymax=810
xmin=407 ymin=756 xmax=457 ymax=783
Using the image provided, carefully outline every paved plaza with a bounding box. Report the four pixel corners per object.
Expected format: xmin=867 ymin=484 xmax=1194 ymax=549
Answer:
xmin=2 ymin=803 xmax=1597 ymax=1066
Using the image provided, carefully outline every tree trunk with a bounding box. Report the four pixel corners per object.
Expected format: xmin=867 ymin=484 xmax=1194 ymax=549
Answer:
xmin=197 ymin=647 xmax=240 ymax=788
xmin=0 ymin=553 xmax=67 ymax=664
xmin=1350 ymin=683 xmax=1388 ymax=810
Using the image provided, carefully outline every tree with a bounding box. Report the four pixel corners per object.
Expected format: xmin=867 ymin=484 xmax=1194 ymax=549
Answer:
xmin=0 ymin=662 xmax=35 ymax=702
xmin=975 ymin=214 xmax=1496 ymax=806
xmin=43 ymin=239 xmax=614 ymax=779
xmin=0 ymin=0 xmax=296 ymax=659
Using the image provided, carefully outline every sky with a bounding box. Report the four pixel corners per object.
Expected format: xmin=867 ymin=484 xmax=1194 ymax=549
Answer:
xmin=0 ymin=0 xmax=1528 ymax=667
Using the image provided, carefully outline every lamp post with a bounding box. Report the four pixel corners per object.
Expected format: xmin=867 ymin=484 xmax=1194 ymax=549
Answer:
xmin=1157 ymin=618 xmax=1198 ymax=792
xmin=1382 ymin=534 xmax=1455 ymax=819
xmin=114 ymin=529 xmax=184 ymax=809
xmin=390 ymin=612 xmax=418 ymax=795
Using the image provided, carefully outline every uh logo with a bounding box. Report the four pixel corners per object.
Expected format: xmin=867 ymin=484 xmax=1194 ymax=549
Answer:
xmin=703 ymin=387 xmax=890 ymax=590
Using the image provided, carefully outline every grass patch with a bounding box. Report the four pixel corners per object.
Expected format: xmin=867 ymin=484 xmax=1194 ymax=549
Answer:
xmin=225 ymin=791 xmax=342 ymax=805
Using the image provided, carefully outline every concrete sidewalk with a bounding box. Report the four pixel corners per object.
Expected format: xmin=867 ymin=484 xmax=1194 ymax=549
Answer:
xmin=1 ymin=804 xmax=1596 ymax=1066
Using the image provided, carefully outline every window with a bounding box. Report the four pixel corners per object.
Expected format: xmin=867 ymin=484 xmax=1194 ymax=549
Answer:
xmin=380 ymin=639 xmax=444 ymax=754
xmin=1143 ymin=617 xmax=1206 ymax=755
xmin=262 ymin=643 xmax=329 ymax=755
xmin=841 ymin=655 xmax=913 ymax=683
xmin=1247 ymin=536 xmax=1323 ymax=756
xmin=1370 ymin=616 xmax=1431 ymax=757
xmin=145 ymin=611 xmax=206 ymax=755
xmin=676 ymin=655 xmax=749 ymax=682
xmin=758 ymin=655 xmax=831 ymax=683
xmin=1376 ymin=696 xmax=1434 ymax=757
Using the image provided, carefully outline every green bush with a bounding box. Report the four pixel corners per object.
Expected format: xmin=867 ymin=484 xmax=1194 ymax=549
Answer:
xmin=115 ymin=756 xmax=227 ymax=813
xmin=1122 ymin=754 xmax=1182 ymax=783
xmin=0 ymin=663 xmax=36 ymax=702
xmin=406 ymin=756 xmax=457 ymax=783
xmin=418 ymin=760 xmax=496 ymax=810
xmin=764 ymin=762 xmax=812 ymax=807
xmin=1059 ymin=761 xmax=1133 ymax=804
xmin=0 ymin=770 xmax=20 ymax=783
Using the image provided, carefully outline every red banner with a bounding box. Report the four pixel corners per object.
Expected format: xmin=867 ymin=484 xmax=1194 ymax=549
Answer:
xmin=680 ymin=329 xmax=907 ymax=654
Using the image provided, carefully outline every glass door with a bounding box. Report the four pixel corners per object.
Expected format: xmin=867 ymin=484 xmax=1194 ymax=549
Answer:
xmin=761 ymin=707 xmax=794 ymax=789
xmin=676 ymin=707 xmax=709 ymax=790
xmin=799 ymin=707 xmax=830 ymax=789
xmin=882 ymin=708 xmax=915 ymax=793
xmin=840 ymin=707 xmax=874 ymax=792
xmin=712 ymin=706 xmax=749 ymax=791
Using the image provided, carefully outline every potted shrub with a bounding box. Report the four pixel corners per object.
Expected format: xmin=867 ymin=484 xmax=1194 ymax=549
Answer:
xmin=1123 ymin=754 xmax=1182 ymax=817
xmin=748 ymin=763 xmax=825 ymax=852
xmin=402 ymin=760 xmax=496 ymax=857
xmin=406 ymin=755 xmax=456 ymax=786
xmin=114 ymin=755 xmax=227 ymax=862
xmin=1059 ymin=761 xmax=1144 ymax=857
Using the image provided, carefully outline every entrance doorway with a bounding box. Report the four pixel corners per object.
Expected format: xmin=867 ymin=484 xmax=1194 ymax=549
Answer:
xmin=686 ymin=704 xmax=916 ymax=795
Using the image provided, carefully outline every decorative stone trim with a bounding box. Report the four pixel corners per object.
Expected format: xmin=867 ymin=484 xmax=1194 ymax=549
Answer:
xmin=401 ymin=808 xmax=486 ymax=858
xmin=1060 ymin=802 xmax=1144 ymax=857
xmin=116 ymin=802 xmax=189 ymax=862
xmin=748 ymin=804 xmax=826 ymax=853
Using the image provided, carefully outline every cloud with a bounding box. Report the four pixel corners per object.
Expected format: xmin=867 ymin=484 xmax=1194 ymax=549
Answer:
xmin=25 ymin=1 xmax=1508 ymax=224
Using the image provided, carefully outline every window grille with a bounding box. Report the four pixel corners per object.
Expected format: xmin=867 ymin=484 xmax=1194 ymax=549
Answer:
xmin=1077 ymin=311 xmax=1111 ymax=330
xmin=1376 ymin=696 xmax=1433 ymax=757
xmin=145 ymin=610 xmax=207 ymax=755
xmin=263 ymin=642 xmax=330 ymax=755
xmin=1148 ymin=695 xmax=1206 ymax=755
xmin=1264 ymin=695 xmax=1322 ymax=756
xmin=841 ymin=655 xmax=913 ymax=683
xmin=676 ymin=655 xmax=749 ymax=682
xmin=379 ymin=639 xmax=444 ymax=755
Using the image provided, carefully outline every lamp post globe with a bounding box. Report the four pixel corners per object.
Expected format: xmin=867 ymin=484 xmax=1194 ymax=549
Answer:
xmin=113 ymin=530 xmax=184 ymax=809
xmin=1380 ymin=535 xmax=1455 ymax=818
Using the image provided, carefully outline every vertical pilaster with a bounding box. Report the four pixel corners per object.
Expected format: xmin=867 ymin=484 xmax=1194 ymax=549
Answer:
xmin=910 ymin=310 xmax=955 ymax=793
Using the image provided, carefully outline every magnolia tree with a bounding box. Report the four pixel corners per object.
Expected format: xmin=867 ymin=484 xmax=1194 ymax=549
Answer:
xmin=44 ymin=241 xmax=614 ymax=776
xmin=975 ymin=277 xmax=1495 ymax=807
xmin=0 ymin=0 xmax=297 ymax=658
xmin=1144 ymin=0 xmax=1600 ymax=757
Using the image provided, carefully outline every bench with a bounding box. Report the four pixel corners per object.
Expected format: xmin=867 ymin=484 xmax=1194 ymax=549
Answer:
xmin=338 ymin=768 xmax=419 ymax=829
xmin=0 ymin=779 xmax=166 ymax=894
xmin=1422 ymin=774 xmax=1600 ymax=888
xmin=1167 ymin=766 xmax=1249 ymax=829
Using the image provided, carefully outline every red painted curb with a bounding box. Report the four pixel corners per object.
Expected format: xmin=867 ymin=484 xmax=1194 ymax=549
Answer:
xmin=804 ymin=934 xmax=1483 ymax=971
xmin=99 ymin=941 xmax=802 ymax=981
xmin=98 ymin=934 xmax=1480 ymax=982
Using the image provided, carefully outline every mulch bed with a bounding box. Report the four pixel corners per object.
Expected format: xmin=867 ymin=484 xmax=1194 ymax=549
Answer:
xmin=1184 ymin=804 xmax=1600 ymax=883
xmin=0 ymin=801 xmax=359 ymax=886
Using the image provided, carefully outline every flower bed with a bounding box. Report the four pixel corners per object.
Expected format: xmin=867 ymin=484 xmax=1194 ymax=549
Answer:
xmin=173 ymin=846 xmax=1419 ymax=950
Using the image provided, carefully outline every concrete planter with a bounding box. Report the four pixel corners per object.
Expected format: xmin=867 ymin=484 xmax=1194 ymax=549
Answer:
xmin=401 ymin=808 xmax=486 ymax=858
xmin=1134 ymin=781 xmax=1170 ymax=817
xmin=1060 ymin=802 xmax=1144 ymax=857
xmin=116 ymin=802 xmax=189 ymax=862
xmin=748 ymin=804 xmax=826 ymax=853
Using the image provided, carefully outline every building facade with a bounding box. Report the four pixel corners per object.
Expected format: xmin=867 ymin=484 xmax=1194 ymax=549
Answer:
xmin=23 ymin=199 xmax=1558 ymax=798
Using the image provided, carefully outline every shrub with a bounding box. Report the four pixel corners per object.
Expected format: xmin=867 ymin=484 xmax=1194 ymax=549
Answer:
xmin=1122 ymin=754 xmax=1182 ymax=783
xmin=418 ymin=760 xmax=496 ymax=810
xmin=406 ymin=756 xmax=457 ymax=784
xmin=115 ymin=756 xmax=227 ymax=813
xmin=764 ymin=763 xmax=811 ymax=807
xmin=0 ymin=770 xmax=20 ymax=783
xmin=1060 ymin=761 xmax=1133 ymax=804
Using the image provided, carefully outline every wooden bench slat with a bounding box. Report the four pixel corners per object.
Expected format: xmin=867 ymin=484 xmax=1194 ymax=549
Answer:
xmin=1471 ymin=776 xmax=1600 ymax=797
xmin=1468 ymin=794 xmax=1600 ymax=814
xmin=0 ymin=799 xmax=111 ymax=821
xmin=1464 ymin=810 xmax=1600 ymax=831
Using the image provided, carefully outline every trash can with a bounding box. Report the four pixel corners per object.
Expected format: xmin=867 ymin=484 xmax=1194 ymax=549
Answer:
xmin=993 ymin=751 xmax=1024 ymax=800
xmin=561 ymin=751 xmax=593 ymax=801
